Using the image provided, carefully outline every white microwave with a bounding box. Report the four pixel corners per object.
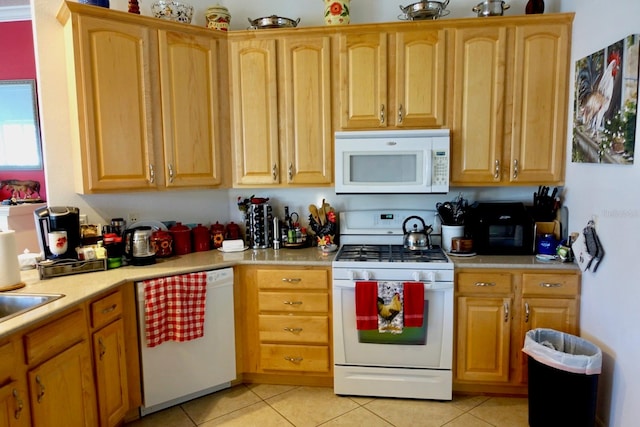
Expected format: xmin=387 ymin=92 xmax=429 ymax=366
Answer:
xmin=334 ymin=129 xmax=450 ymax=194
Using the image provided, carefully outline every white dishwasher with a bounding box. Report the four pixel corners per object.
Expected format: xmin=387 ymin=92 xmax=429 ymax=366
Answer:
xmin=136 ymin=268 xmax=236 ymax=416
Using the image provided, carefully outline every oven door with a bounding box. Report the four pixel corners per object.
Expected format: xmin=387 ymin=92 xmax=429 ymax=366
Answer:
xmin=333 ymin=279 xmax=453 ymax=369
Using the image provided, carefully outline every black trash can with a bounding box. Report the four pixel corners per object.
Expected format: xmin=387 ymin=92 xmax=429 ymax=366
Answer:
xmin=522 ymin=328 xmax=602 ymax=427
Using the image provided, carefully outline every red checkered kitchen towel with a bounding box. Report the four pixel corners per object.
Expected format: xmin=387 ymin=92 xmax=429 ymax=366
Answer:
xmin=143 ymin=271 xmax=207 ymax=348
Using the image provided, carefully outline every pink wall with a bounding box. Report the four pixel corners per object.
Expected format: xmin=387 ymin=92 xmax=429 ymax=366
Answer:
xmin=0 ymin=20 xmax=47 ymax=202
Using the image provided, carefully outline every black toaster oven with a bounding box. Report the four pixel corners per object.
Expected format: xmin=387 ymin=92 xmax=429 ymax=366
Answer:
xmin=467 ymin=202 xmax=535 ymax=255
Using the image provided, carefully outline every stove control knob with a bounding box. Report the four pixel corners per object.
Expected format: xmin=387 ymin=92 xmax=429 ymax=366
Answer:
xmin=347 ymin=270 xmax=355 ymax=280
xmin=412 ymin=271 xmax=422 ymax=282
xmin=426 ymin=272 xmax=435 ymax=283
xmin=362 ymin=270 xmax=371 ymax=280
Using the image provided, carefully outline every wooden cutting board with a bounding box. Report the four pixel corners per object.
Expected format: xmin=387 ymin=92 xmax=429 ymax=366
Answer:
xmin=0 ymin=282 xmax=26 ymax=292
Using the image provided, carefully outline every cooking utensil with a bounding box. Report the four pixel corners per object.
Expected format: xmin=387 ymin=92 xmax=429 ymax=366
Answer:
xmin=472 ymin=0 xmax=510 ymax=17
xmin=247 ymin=15 xmax=300 ymax=29
xmin=402 ymin=215 xmax=433 ymax=250
xmin=398 ymin=0 xmax=450 ymax=20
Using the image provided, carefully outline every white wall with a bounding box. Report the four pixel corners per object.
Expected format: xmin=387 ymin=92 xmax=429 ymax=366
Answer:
xmin=559 ymin=1 xmax=640 ymax=426
xmin=32 ymin=1 xmax=640 ymax=426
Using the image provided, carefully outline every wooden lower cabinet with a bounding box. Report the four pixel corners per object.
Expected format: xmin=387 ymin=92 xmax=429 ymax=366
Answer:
xmin=236 ymin=265 xmax=332 ymax=386
xmin=0 ymin=338 xmax=29 ymax=427
xmin=454 ymin=268 xmax=580 ymax=394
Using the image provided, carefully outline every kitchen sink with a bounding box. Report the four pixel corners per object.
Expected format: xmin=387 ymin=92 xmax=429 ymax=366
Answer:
xmin=0 ymin=293 xmax=65 ymax=323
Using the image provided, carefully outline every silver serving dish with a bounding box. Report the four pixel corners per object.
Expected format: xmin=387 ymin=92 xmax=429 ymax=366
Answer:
xmin=472 ymin=0 xmax=510 ymax=17
xmin=398 ymin=0 xmax=450 ymax=20
xmin=248 ymin=15 xmax=301 ymax=29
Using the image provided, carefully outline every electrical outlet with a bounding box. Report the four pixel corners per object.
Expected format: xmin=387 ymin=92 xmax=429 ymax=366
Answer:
xmin=128 ymin=212 xmax=139 ymax=223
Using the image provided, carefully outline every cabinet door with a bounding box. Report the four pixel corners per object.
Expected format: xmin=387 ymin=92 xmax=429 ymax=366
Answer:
xmin=508 ymin=23 xmax=569 ymax=183
xmin=280 ymin=35 xmax=333 ymax=185
xmin=158 ymin=31 xmax=222 ymax=188
xmin=338 ymin=32 xmax=388 ymax=128
xmin=28 ymin=342 xmax=97 ymax=427
xmin=71 ymin=15 xmax=157 ymax=192
xmin=449 ymin=26 xmax=507 ymax=184
xmin=230 ymin=39 xmax=280 ymax=185
xmin=0 ymin=381 xmax=29 ymax=427
xmin=93 ymin=319 xmax=128 ymax=427
xmin=394 ymin=28 xmax=445 ymax=127
xmin=456 ymin=296 xmax=511 ymax=383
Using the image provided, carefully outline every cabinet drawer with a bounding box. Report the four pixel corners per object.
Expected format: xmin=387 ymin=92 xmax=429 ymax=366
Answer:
xmin=90 ymin=290 xmax=123 ymax=329
xmin=457 ymin=272 xmax=512 ymax=294
xmin=260 ymin=344 xmax=329 ymax=372
xmin=522 ymin=273 xmax=579 ymax=297
xmin=258 ymin=292 xmax=329 ymax=313
xmin=23 ymin=309 xmax=86 ymax=365
xmin=259 ymin=315 xmax=329 ymax=343
xmin=257 ymin=269 xmax=328 ymax=290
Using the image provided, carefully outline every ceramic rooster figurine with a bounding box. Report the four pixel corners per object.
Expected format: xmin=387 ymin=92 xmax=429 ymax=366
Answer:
xmin=308 ymin=199 xmax=337 ymax=246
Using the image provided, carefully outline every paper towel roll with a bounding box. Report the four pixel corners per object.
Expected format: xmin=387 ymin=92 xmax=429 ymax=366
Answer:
xmin=0 ymin=230 xmax=22 ymax=289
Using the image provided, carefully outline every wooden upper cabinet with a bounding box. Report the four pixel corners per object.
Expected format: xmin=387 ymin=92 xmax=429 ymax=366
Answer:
xmin=338 ymin=28 xmax=445 ymax=130
xmin=449 ymin=19 xmax=571 ymax=186
xmin=339 ymin=32 xmax=388 ymax=128
xmin=449 ymin=26 xmax=507 ymax=185
xmin=230 ymin=34 xmax=333 ymax=186
xmin=508 ymin=23 xmax=569 ymax=184
xmin=279 ymin=35 xmax=333 ymax=185
xmin=393 ymin=28 xmax=446 ymax=128
xmin=229 ymin=39 xmax=280 ymax=185
xmin=158 ymin=30 xmax=222 ymax=188
xmin=66 ymin=14 xmax=157 ymax=192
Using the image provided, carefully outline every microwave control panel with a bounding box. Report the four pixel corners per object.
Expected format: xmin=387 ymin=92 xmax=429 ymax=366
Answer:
xmin=432 ymin=150 xmax=449 ymax=187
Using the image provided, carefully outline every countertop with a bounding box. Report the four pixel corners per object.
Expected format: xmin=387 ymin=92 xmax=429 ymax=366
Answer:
xmin=0 ymin=246 xmax=334 ymax=339
xmin=1 ymin=247 xmax=578 ymax=339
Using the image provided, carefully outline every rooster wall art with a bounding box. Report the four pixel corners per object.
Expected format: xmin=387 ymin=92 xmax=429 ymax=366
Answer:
xmin=573 ymin=34 xmax=638 ymax=164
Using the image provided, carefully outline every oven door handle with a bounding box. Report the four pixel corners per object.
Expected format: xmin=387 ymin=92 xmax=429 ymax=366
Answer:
xmin=334 ymin=281 xmax=440 ymax=290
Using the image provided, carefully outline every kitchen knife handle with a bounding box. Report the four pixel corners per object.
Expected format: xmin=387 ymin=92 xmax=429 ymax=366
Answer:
xmin=398 ymin=104 xmax=404 ymax=124
xmin=494 ymin=159 xmax=500 ymax=179
xmin=513 ymin=159 xmax=519 ymax=179
xmin=168 ymin=163 xmax=174 ymax=183
xmin=149 ymin=164 xmax=155 ymax=184
xmin=524 ymin=302 xmax=530 ymax=323
xmin=380 ymin=104 xmax=385 ymax=124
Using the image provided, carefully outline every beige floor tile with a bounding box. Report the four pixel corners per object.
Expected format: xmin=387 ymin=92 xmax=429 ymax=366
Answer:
xmin=450 ymin=394 xmax=491 ymax=412
xmin=364 ymin=398 xmax=464 ymax=427
xmin=319 ymin=407 xmax=393 ymax=426
xmin=126 ymin=406 xmax=195 ymax=427
xmin=442 ymin=413 xmax=494 ymax=427
xmin=345 ymin=395 xmax=377 ymax=406
xmin=198 ymin=401 xmax=294 ymax=427
xmin=247 ymin=383 xmax=300 ymax=400
xmin=469 ymin=397 xmax=529 ymax=427
xmin=266 ymin=386 xmax=360 ymax=427
xmin=181 ymin=385 xmax=262 ymax=424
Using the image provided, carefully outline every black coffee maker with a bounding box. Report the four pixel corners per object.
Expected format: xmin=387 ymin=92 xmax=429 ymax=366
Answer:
xmin=34 ymin=206 xmax=82 ymax=259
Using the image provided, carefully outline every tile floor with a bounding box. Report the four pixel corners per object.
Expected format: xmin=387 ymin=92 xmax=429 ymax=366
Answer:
xmin=125 ymin=384 xmax=529 ymax=427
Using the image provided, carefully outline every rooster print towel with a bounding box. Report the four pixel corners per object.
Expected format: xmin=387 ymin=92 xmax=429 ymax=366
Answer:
xmin=377 ymin=281 xmax=404 ymax=334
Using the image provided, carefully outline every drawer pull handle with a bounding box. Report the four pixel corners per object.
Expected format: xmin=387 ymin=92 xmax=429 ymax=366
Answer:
xmin=35 ymin=375 xmax=45 ymax=403
xmin=12 ymin=389 xmax=23 ymax=419
xmin=494 ymin=159 xmax=500 ymax=179
xmin=380 ymin=104 xmax=385 ymax=124
xmin=525 ymin=302 xmax=530 ymax=323
xmin=284 ymin=356 xmax=303 ymax=363
xmin=101 ymin=304 xmax=117 ymax=314
xmin=149 ymin=164 xmax=155 ymax=184
xmin=284 ymin=327 xmax=303 ymax=334
xmin=168 ymin=163 xmax=175 ymax=183
xmin=504 ymin=302 xmax=510 ymax=323
xmin=513 ymin=159 xmax=519 ymax=179
xmin=272 ymin=163 xmax=278 ymax=180
xmin=283 ymin=301 xmax=303 ymax=305
xmin=398 ymin=104 xmax=404 ymax=123
xmin=539 ymin=282 xmax=562 ymax=288
xmin=98 ymin=337 xmax=106 ymax=360
xmin=281 ymin=278 xmax=302 ymax=283
xmin=474 ymin=282 xmax=496 ymax=287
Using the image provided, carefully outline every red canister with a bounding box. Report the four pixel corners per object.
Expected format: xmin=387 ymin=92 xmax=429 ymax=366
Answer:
xmin=225 ymin=221 xmax=241 ymax=240
xmin=192 ymin=224 xmax=210 ymax=252
xmin=169 ymin=222 xmax=191 ymax=255
xmin=210 ymin=221 xmax=225 ymax=249
xmin=152 ymin=230 xmax=173 ymax=257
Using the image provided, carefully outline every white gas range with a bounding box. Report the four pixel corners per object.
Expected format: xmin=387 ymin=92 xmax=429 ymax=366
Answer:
xmin=332 ymin=209 xmax=454 ymax=400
